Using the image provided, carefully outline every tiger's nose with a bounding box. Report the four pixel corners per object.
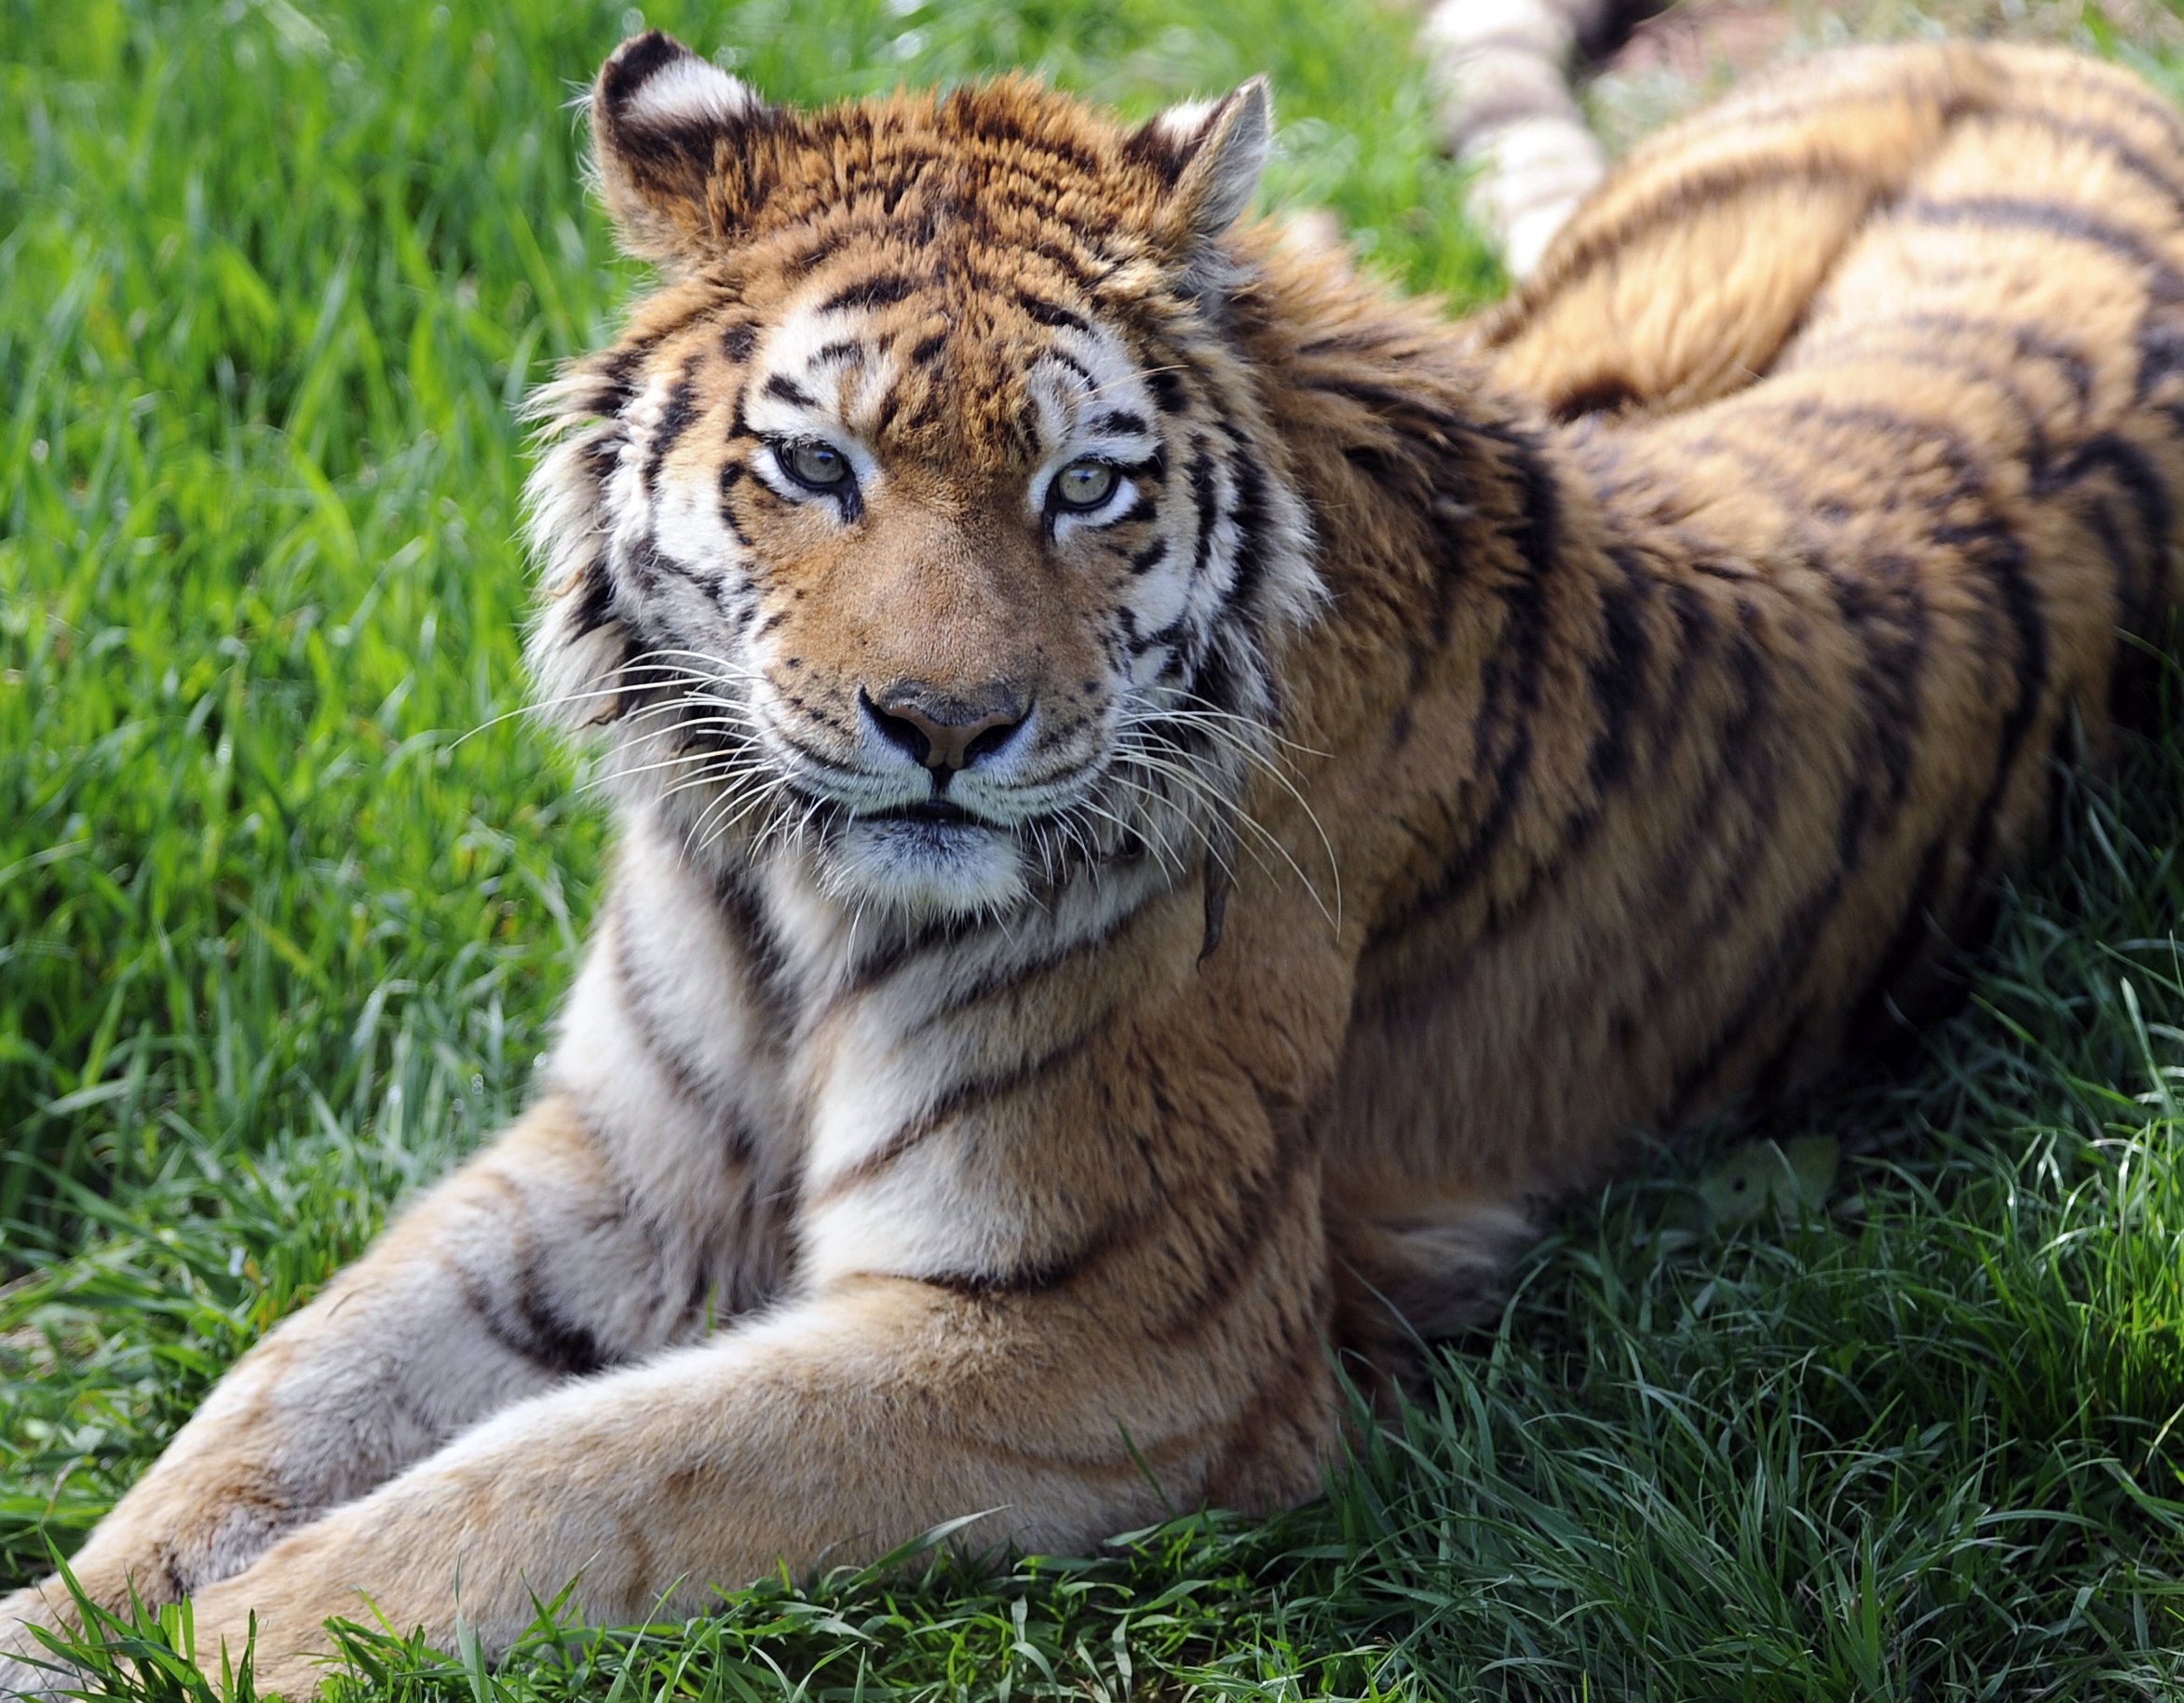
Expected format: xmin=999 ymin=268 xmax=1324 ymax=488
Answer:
xmin=861 ymin=681 xmax=1031 ymax=778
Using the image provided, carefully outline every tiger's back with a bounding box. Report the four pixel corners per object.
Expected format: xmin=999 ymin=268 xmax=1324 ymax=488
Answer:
xmin=1316 ymin=42 xmax=2184 ymax=1308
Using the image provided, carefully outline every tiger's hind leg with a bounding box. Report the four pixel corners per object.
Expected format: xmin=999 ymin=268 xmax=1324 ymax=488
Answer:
xmin=1327 ymin=1197 xmax=1540 ymax=1394
xmin=1470 ymin=42 xmax=2017 ymax=422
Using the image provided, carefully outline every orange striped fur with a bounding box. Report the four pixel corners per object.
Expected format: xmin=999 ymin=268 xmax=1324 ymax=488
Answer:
xmin=8 ymin=34 xmax=2184 ymax=1697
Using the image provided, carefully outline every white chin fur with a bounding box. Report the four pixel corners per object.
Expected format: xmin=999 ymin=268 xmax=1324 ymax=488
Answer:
xmin=823 ymin=818 xmax=1028 ymax=918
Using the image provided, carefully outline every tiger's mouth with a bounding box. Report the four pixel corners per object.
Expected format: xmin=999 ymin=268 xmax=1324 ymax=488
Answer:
xmin=861 ymin=798 xmax=983 ymax=829
xmin=828 ymin=790 xmax=1027 ymax=916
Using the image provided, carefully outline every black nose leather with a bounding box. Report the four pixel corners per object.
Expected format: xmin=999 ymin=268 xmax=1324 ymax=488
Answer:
xmin=862 ymin=682 xmax=1030 ymax=776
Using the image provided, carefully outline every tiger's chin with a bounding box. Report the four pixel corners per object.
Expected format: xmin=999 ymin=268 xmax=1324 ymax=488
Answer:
xmin=822 ymin=813 xmax=1031 ymax=920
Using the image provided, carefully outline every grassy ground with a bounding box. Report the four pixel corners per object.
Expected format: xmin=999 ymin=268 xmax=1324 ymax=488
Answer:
xmin=8 ymin=0 xmax=2184 ymax=1696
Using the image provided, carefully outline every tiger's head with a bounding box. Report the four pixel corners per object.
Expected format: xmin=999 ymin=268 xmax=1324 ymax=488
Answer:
xmin=526 ymin=34 xmax=1319 ymax=923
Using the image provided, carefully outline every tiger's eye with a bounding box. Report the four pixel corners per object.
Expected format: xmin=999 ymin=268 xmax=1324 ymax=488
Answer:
xmin=783 ymin=440 xmax=849 ymax=489
xmin=1052 ymin=459 xmax=1119 ymax=511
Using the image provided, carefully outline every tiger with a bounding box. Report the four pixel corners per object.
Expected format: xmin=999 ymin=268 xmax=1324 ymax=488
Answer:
xmin=8 ymin=22 xmax=2184 ymax=1698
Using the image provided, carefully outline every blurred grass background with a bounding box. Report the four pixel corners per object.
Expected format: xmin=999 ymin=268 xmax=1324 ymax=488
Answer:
xmin=9 ymin=0 xmax=2184 ymax=1696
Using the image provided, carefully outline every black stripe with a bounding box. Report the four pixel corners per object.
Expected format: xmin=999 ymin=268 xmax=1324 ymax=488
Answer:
xmin=1681 ymin=600 xmax=1782 ymax=898
xmin=1024 ymin=235 xmax=1108 ymax=295
xmin=1896 ymin=196 xmax=2184 ymax=302
xmin=1827 ymin=550 xmax=1930 ymax=823
xmin=1744 ymin=1007 xmax=1811 ymax=1112
xmin=1119 ymin=117 xmax=1190 ymax=186
xmin=1186 ymin=438 xmax=1221 ymax=588
xmin=1769 ymin=336 xmax=2052 ymax=472
xmin=819 ymin=275 xmax=916 ymax=313
xmin=1130 ymin=537 xmax=1170 ymax=575
xmin=461 ymin=1239 xmax=613 ymax=1382
xmin=580 ymin=298 xmax=727 ymax=423
xmin=641 ymin=354 xmax=702 ymax=496
xmin=1153 ymin=1106 xmax=1317 ymax=1344
xmin=915 ymin=902 xmax=1158 ymax=1039
xmin=1021 ymin=294 xmax=1090 ymax=331
xmin=827 ymin=915 xmax=977 ymax=1008
xmin=1226 ymin=446 xmax=1273 ymax=613
xmin=1662 ymin=860 xmax=1850 ymax=1126
xmin=706 ymin=867 xmax=791 ymax=1019
xmin=509 ymin=1254 xmax=613 ymax=1380
xmin=1645 ymin=576 xmax=1720 ymax=769
xmin=577 ymin=428 xmax=623 ymax=493
xmin=784 ymin=232 xmax=846 ymax=277
xmin=2007 ymin=58 xmax=2184 ymax=154
xmin=2037 ymin=431 xmax=2172 ymax=637
xmin=568 ymin=565 xmax=617 ymax=641
xmin=763 ymin=373 xmax=817 ymax=408
xmin=1581 ymin=547 xmax=1653 ymax=798
xmin=1593 ymin=599 xmax=1779 ymax=1051
xmin=585 ymin=346 xmax=646 ymax=419
xmin=612 ymin=906 xmax=761 ymax=1156
xmin=1092 ymin=409 xmax=1149 ymax=436
xmin=621 ymin=532 xmax=711 ymax=596
xmin=715 ymin=461 xmax=755 ymax=547
xmin=955 ymin=96 xmax=1104 ymax=173
xmin=601 ymin=32 xmax=699 ymax=122
xmin=1893 ymin=311 xmax=2093 ymax=405
xmin=1150 ymin=1165 xmax=1301 ymax=1344
xmin=1990 ymin=106 xmax=2184 ymax=223
xmin=1116 ymin=445 xmax=1168 ymax=484
xmin=1042 ymin=348 xmax=1094 ymax=387
xmin=809 ymin=1021 xmax=1101 ymax=1206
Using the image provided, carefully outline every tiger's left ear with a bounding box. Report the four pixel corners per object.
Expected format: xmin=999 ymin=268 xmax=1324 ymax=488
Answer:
xmin=590 ymin=31 xmax=780 ymax=269
xmin=1126 ymin=77 xmax=1275 ymax=258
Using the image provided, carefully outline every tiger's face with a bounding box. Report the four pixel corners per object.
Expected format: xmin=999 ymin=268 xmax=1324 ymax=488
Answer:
xmin=525 ymin=34 xmax=1317 ymax=922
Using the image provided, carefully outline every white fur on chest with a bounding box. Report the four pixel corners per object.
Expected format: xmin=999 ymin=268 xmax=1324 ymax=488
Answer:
xmin=558 ymin=816 xmax=1169 ymax=1291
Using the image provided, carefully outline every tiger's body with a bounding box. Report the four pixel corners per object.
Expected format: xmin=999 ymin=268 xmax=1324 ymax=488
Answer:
xmin=7 ymin=30 xmax=2184 ymax=1698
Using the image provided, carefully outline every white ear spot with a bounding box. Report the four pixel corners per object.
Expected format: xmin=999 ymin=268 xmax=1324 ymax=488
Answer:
xmin=621 ymin=54 xmax=758 ymax=129
xmin=1146 ymin=96 xmax=1220 ymax=146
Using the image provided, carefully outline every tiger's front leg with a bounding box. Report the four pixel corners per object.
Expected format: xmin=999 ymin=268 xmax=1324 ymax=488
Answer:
xmin=0 ymin=1099 xmax=664 ymax=1695
xmin=0 ymin=833 xmax=794 ymax=1694
xmin=179 ymin=888 xmax=1343 ymax=1696
xmin=184 ymin=1191 xmax=1335 ymax=1699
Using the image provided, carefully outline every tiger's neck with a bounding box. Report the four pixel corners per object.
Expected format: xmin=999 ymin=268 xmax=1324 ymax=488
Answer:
xmin=1230 ymin=232 xmax=1632 ymax=873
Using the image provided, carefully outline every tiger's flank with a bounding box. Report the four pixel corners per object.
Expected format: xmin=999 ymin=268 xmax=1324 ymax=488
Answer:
xmin=7 ymin=30 xmax=2184 ymax=1698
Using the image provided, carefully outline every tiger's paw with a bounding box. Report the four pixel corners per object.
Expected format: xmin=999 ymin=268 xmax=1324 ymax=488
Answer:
xmin=0 ymin=1588 xmax=75 ymax=1703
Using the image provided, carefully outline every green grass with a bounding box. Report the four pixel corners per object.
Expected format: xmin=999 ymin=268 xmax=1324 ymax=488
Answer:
xmin=7 ymin=0 xmax=2184 ymax=1696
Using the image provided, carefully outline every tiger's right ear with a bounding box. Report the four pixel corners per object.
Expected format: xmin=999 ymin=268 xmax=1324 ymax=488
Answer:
xmin=590 ymin=32 xmax=778 ymax=267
